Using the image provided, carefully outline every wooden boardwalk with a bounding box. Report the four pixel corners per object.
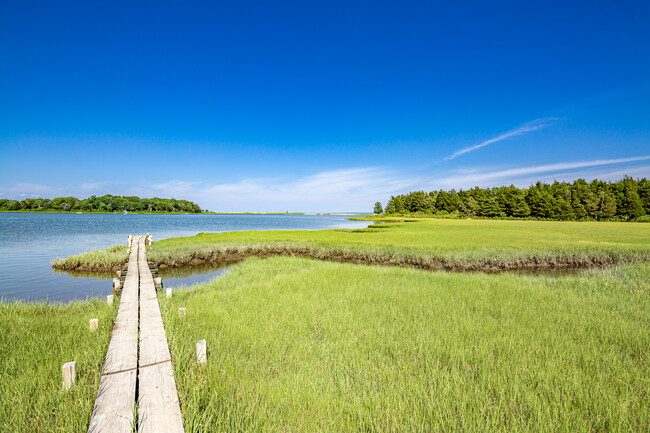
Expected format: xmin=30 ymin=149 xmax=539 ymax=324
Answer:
xmin=88 ymin=235 xmax=184 ymax=433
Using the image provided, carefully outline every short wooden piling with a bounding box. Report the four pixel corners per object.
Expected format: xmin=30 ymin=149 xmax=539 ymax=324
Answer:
xmin=112 ymin=278 xmax=122 ymax=294
xmin=89 ymin=319 xmax=99 ymax=332
xmin=106 ymin=294 xmax=114 ymax=305
xmin=178 ymin=307 xmax=186 ymax=317
xmin=62 ymin=361 xmax=76 ymax=390
xmin=196 ymin=339 xmax=206 ymax=364
xmin=166 ymin=288 xmax=172 ymax=298
xmin=154 ymin=277 xmax=163 ymax=290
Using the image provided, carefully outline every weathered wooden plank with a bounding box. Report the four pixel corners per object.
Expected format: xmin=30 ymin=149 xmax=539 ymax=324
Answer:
xmin=101 ymin=279 xmax=138 ymax=374
xmin=138 ymin=361 xmax=184 ymax=433
xmin=89 ymin=235 xmax=184 ymax=433
xmin=139 ymin=300 xmax=172 ymax=366
xmin=88 ymin=238 xmax=140 ymax=431
xmin=87 ymin=370 xmax=137 ymax=433
xmin=138 ymin=238 xmax=184 ymax=432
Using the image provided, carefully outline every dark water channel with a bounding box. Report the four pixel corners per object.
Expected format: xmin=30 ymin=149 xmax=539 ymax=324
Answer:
xmin=0 ymin=213 xmax=370 ymax=302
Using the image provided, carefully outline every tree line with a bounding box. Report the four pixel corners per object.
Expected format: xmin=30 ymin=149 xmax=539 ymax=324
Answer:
xmin=0 ymin=195 xmax=203 ymax=213
xmin=378 ymin=177 xmax=650 ymax=221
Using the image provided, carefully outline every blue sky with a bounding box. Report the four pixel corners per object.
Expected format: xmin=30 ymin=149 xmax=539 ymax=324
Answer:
xmin=1 ymin=1 xmax=649 ymax=211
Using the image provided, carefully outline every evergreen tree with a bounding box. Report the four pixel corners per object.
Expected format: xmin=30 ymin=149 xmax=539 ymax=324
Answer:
xmin=596 ymin=191 xmax=617 ymax=220
xmin=373 ymin=202 xmax=383 ymax=214
xmin=637 ymin=178 xmax=650 ymax=214
xmin=619 ymin=178 xmax=644 ymax=219
xmin=511 ymin=195 xmax=531 ymax=217
xmin=571 ymin=192 xmax=587 ymax=219
xmin=478 ymin=195 xmax=503 ymax=217
xmin=461 ymin=196 xmax=480 ymax=216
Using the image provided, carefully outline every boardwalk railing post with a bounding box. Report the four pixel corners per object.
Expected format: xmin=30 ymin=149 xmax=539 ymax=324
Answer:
xmin=178 ymin=307 xmax=186 ymax=317
xmin=89 ymin=319 xmax=99 ymax=332
xmin=62 ymin=361 xmax=76 ymax=390
xmin=197 ymin=339 xmax=207 ymax=364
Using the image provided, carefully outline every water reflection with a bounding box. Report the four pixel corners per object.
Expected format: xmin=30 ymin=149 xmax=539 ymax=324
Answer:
xmin=159 ymin=263 xmax=230 ymax=288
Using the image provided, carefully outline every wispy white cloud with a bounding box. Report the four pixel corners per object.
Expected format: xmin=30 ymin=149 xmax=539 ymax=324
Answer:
xmin=431 ymin=155 xmax=650 ymax=189
xmin=446 ymin=117 xmax=557 ymax=160
xmin=143 ymin=168 xmax=415 ymax=212
xmin=0 ymin=183 xmax=56 ymax=198
xmin=80 ymin=182 xmax=108 ymax=191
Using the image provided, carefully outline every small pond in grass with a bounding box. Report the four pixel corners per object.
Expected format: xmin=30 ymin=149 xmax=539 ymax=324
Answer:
xmin=0 ymin=213 xmax=370 ymax=302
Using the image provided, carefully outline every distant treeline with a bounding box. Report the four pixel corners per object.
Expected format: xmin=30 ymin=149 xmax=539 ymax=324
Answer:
xmin=382 ymin=177 xmax=650 ymax=221
xmin=0 ymin=195 xmax=203 ymax=213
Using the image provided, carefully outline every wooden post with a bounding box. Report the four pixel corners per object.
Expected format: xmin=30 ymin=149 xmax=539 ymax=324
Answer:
xmin=62 ymin=361 xmax=76 ymax=390
xmin=178 ymin=307 xmax=186 ymax=317
xmin=196 ymin=340 xmax=206 ymax=364
xmin=106 ymin=294 xmax=114 ymax=305
xmin=89 ymin=319 xmax=99 ymax=332
xmin=154 ymin=277 xmax=163 ymax=290
xmin=166 ymin=288 xmax=172 ymax=298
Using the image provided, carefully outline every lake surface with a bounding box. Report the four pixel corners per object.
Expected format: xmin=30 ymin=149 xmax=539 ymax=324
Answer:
xmin=0 ymin=213 xmax=370 ymax=302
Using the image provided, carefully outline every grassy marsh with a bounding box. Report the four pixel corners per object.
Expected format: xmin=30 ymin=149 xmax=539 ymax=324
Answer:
xmin=54 ymin=218 xmax=650 ymax=272
xmin=160 ymin=257 xmax=650 ymax=432
xmin=0 ymin=299 xmax=116 ymax=432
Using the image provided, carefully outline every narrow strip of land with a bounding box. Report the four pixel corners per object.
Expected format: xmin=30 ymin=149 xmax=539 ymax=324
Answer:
xmin=87 ymin=235 xmax=183 ymax=433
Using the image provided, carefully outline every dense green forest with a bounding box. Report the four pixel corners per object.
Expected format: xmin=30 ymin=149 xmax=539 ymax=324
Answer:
xmin=0 ymin=195 xmax=203 ymax=213
xmin=382 ymin=177 xmax=650 ymax=221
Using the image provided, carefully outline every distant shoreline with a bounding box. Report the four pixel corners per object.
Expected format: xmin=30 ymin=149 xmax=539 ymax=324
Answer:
xmin=0 ymin=210 xmax=370 ymax=216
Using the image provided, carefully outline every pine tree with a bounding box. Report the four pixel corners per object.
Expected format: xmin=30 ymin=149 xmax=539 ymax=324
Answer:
xmin=637 ymin=178 xmax=650 ymax=214
xmin=478 ymin=195 xmax=503 ymax=217
xmin=461 ymin=196 xmax=480 ymax=216
xmin=619 ymin=178 xmax=644 ymax=219
xmin=597 ymin=191 xmax=617 ymax=220
xmin=373 ymin=202 xmax=383 ymax=214
xmin=511 ymin=195 xmax=531 ymax=217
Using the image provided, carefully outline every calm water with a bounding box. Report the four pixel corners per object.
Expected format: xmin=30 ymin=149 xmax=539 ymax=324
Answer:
xmin=0 ymin=213 xmax=370 ymax=302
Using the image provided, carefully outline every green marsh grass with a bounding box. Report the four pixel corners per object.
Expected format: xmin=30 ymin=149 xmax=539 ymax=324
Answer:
xmin=52 ymin=244 xmax=128 ymax=271
xmin=55 ymin=218 xmax=650 ymax=271
xmin=160 ymin=257 xmax=650 ymax=432
xmin=0 ymin=299 xmax=116 ymax=432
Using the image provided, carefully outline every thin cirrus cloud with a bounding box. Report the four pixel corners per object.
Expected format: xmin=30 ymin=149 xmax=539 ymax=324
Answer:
xmin=431 ymin=155 xmax=650 ymax=189
xmin=445 ymin=117 xmax=558 ymax=160
xmin=144 ymin=168 xmax=415 ymax=212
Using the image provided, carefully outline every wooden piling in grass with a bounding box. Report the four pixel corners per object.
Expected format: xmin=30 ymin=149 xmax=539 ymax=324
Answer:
xmin=62 ymin=361 xmax=76 ymax=390
xmin=166 ymin=288 xmax=172 ymax=298
xmin=178 ymin=307 xmax=186 ymax=317
xmin=106 ymin=294 xmax=114 ymax=305
xmin=154 ymin=277 xmax=163 ymax=289
xmin=196 ymin=340 xmax=206 ymax=364
xmin=89 ymin=318 xmax=98 ymax=332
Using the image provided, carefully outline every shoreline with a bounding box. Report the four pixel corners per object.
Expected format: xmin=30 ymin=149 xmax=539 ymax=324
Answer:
xmin=52 ymin=218 xmax=650 ymax=275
